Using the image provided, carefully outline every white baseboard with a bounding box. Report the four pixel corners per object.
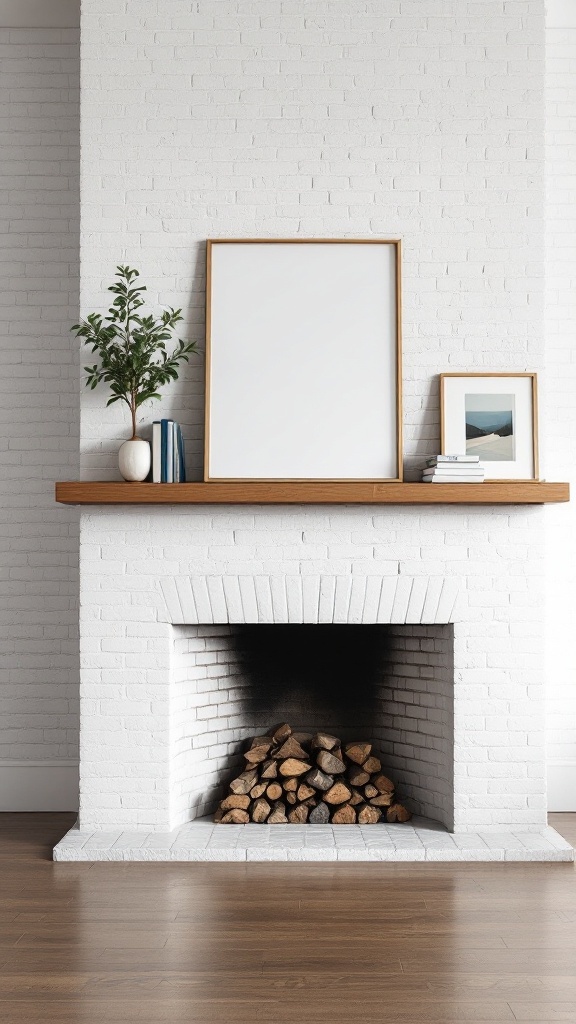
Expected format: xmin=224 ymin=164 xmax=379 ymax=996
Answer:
xmin=548 ymin=761 xmax=576 ymax=811
xmin=0 ymin=761 xmax=571 ymax=814
xmin=0 ymin=762 xmax=78 ymax=811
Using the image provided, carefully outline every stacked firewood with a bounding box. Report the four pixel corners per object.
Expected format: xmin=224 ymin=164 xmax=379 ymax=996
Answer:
xmin=214 ymin=723 xmax=411 ymax=825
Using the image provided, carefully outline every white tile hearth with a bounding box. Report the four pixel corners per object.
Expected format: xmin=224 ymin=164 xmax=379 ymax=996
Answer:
xmin=53 ymin=817 xmax=574 ymax=863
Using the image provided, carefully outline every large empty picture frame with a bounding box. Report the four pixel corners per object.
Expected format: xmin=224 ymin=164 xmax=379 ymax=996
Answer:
xmin=205 ymin=239 xmax=402 ymax=481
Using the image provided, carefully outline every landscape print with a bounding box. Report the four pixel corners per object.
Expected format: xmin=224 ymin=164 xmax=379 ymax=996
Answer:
xmin=465 ymin=393 xmax=516 ymax=461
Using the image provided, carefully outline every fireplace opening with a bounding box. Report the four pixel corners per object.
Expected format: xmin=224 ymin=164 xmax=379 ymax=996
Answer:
xmin=171 ymin=623 xmax=455 ymax=831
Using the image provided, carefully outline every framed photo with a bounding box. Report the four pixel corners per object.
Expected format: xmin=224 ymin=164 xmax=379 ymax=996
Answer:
xmin=204 ymin=239 xmax=403 ymax=481
xmin=440 ymin=373 xmax=539 ymax=481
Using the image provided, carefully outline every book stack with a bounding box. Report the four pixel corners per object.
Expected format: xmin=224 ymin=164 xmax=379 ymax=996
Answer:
xmin=422 ymin=455 xmax=484 ymax=483
xmin=152 ymin=420 xmax=186 ymax=483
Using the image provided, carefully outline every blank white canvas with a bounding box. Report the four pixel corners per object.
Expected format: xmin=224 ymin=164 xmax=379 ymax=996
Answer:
xmin=207 ymin=242 xmax=399 ymax=479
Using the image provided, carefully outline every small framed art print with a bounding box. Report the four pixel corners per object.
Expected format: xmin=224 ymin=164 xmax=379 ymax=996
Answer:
xmin=440 ymin=373 xmax=539 ymax=481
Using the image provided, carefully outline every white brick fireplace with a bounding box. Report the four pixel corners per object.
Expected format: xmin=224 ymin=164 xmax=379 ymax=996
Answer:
xmin=53 ymin=505 xmax=572 ymax=860
xmin=54 ymin=0 xmax=574 ymax=861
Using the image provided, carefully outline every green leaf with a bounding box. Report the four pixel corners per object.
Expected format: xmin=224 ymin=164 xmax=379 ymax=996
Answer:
xmin=77 ymin=265 xmax=198 ymax=425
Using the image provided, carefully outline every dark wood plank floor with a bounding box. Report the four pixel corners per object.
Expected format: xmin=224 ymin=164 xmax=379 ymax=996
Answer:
xmin=0 ymin=813 xmax=575 ymax=1024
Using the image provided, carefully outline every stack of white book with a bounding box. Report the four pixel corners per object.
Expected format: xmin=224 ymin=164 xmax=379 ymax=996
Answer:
xmin=421 ymin=455 xmax=485 ymax=483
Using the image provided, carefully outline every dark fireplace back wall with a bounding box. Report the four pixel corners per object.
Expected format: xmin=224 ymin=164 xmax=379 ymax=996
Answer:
xmin=237 ymin=624 xmax=388 ymax=736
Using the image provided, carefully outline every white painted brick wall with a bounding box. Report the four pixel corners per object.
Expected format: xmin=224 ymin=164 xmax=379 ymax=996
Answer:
xmin=544 ymin=24 xmax=576 ymax=809
xmin=0 ymin=27 xmax=80 ymax=799
xmin=79 ymin=0 xmax=545 ymax=481
xmin=171 ymin=625 xmax=249 ymax=826
xmin=376 ymin=624 xmax=454 ymax=829
xmin=77 ymin=1 xmax=548 ymax=833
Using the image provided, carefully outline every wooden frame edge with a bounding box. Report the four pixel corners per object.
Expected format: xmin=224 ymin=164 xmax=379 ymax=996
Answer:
xmin=203 ymin=239 xmax=213 ymax=484
xmin=203 ymin=238 xmax=404 ymax=483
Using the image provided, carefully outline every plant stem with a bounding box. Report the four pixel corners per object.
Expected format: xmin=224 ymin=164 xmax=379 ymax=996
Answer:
xmin=131 ymin=395 xmax=137 ymax=439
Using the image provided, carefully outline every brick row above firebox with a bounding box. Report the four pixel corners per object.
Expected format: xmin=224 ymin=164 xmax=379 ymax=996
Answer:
xmin=159 ymin=574 xmax=461 ymax=626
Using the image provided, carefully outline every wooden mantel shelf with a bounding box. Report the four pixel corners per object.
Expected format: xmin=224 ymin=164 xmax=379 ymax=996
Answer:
xmin=55 ymin=481 xmax=570 ymax=506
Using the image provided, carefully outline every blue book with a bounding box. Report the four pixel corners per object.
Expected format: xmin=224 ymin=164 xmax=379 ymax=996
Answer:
xmin=166 ymin=421 xmax=174 ymax=483
xmin=152 ymin=421 xmax=161 ymax=483
xmin=160 ymin=419 xmax=174 ymax=483
xmin=176 ymin=424 xmax=186 ymax=483
xmin=172 ymin=422 xmax=179 ymax=482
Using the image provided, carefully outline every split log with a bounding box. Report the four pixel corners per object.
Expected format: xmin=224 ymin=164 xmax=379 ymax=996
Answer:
xmin=344 ymin=741 xmax=371 ymax=765
xmin=283 ymin=777 xmax=298 ymax=792
xmin=251 ymin=798 xmax=271 ymax=823
xmin=220 ymin=794 xmax=250 ymax=811
xmin=373 ymin=773 xmax=395 ymax=794
xmin=244 ymin=744 xmax=272 ymax=765
xmin=369 ymin=793 xmax=393 ymax=807
xmin=273 ymin=736 xmax=309 ymax=760
xmin=324 ymin=780 xmax=353 ymax=805
xmin=305 ymin=767 xmax=333 ymax=791
xmin=278 ymin=757 xmax=311 ymax=777
xmin=349 ymin=788 xmax=364 ymax=806
xmin=260 ymin=759 xmax=278 ymax=779
xmin=348 ymin=765 xmax=370 ymax=787
xmin=220 ymin=808 xmax=249 ymax=824
xmin=266 ymin=782 xmax=283 ymax=802
xmin=364 ymin=784 xmax=378 ymax=799
xmin=250 ymin=734 xmax=273 ymax=749
xmin=268 ymin=802 xmax=288 ymax=824
xmin=244 ymin=748 xmax=270 ymax=767
xmin=363 ymin=755 xmax=381 ymax=774
xmin=332 ymin=803 xmax=356 ymax=824
xmin=229 ymin=769 xmax=258 ymax=795
xmin=286 ymin=792 xmax=297 ymax=805
xmin=296 ymin=783 xmax=316 ymax=802
xmin=311 ymin=732 xmax=339 ymax=751
xmin=316 ymin=749 xmax=345 ymax=774
xmin=358 ymin=805 xmax=382 ymax=824
xmin=386 ymin=803 xmax=411 ymax=823
xmin=288 ymin=804 xmax=309 ymax=824
xmin=309 ymin=801 xmax=330 ymax=824
xmin=249 ymin=782 xmax=266 ymax=799
xmin=214 ymin=807 xmax=223 ymax=822
xmin=272 ymin=722 xmax=292 ymax=744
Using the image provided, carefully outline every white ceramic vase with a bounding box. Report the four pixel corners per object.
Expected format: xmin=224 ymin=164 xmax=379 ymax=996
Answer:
xmin=118 ymin=437 xmax=151 ymax=482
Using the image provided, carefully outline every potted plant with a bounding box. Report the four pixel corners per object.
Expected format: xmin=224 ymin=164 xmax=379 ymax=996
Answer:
xmin=72 ymin=266 xmax=197 ymax=481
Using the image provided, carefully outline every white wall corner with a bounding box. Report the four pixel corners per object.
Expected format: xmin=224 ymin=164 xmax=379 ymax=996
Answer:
xmin=547 ymin=762 xmax=576 ymax=810
xmin=0 ymin=763 xmax=79 ymax=811
xmin=0 ymin=0 xmax=79 ymax=28
xmin=547 ymin=0 xmax=576 ymax=28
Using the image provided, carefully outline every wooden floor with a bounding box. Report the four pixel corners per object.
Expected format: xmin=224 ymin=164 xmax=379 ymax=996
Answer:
xmin=0 ymin=814 xmax=575 ymax=1024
